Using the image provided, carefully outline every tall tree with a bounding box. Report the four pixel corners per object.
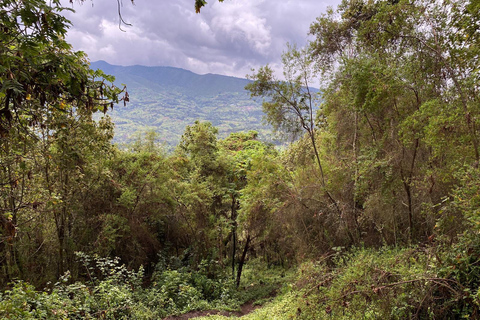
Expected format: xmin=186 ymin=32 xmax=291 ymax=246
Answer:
xmin=0 ymin=0 xmax=125 ymax=283
xmin=218 ymin=131 xmax=276 ymax=285
xmin=308 ymin=0 xmax=480 ymax=242
xmin=246 ymin=45 xmax=355 ymax=244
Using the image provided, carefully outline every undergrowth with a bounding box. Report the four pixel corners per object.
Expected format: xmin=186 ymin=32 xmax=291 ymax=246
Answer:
xmin=198 ymin=243 xmax=480 ymax=319
xmin=0 ymin=253 xmax=288 ymax=319
xmin=3 ymin=242 xmax=480 ymax=319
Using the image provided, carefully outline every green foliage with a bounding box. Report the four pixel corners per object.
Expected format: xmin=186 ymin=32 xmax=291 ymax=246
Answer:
xmin=436 ymin=233 xmax=480 ymax=318
xmin=4 ymin=0 xmax=480 ymax=319
xmin=0 ymin=253 xmax=147 ymax=319
xmin=195 ymin=0 xmax=224 ymax=13
xmin=246 ymin=45 xmax=320 ymax=141
xmin=197 ymin=247 xmax=442 ymax=320
xmin=0 ymin=2 xmax=125 ymax=134
xmin=237 ymin=260 xmax=292 ymax=303
xmin=178 ymin=120 xmax=220 ymax=177
xmin=450 ymin=166 xmax=480 ymax=230
xmin=0 ymin=253 xmax=233 ymax=319
xmin=295 ymin=0 xmax=480 ymax=246
xmin=195 ymin=247 xmax=440 ymax=320
xmin=152 ymin=268 xmax=227 ymax=312
xmin=433 ymin=167 xmax=480 ymax=316
xmin=0 ymin=0 xmax=125 ymax=284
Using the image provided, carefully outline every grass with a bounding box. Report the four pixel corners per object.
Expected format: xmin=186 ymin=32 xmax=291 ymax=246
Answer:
xmin=196 ymin=246 xmax=444 ymax=319
xmin=195 ymin=292 xmax=299 ymax=320
xmin=235 ymin=261 xmax=293 ymax=306
xmin=3 ymin=245 xmax=471 ymax=319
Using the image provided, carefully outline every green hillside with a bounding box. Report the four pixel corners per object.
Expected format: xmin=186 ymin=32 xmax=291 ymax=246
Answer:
xmin=6 ymin=2 xmax=480 ymax=319
xmin=90 ymin=61 xmax=270 ymax=146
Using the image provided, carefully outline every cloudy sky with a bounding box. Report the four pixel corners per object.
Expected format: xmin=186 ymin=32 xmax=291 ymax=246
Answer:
xmin=62 ymin=0 xmax=340 ymax=79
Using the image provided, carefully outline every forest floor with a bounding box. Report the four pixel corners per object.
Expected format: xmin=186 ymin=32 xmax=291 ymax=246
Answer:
xmin=161 ymin=263 xmax=288 ymax=320
xmin=162 ymin=300 xmax=262 ymax=320
xmin=163 ymin=285 xmax=280 ymax=320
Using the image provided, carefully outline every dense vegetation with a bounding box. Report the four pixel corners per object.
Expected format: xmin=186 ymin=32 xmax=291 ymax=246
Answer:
xmin=2 ymin=0 xmax=480 ymax=319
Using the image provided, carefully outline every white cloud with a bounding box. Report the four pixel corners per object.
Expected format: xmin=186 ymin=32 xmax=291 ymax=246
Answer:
xmin=209 ymin=0 xmax=271 ymax=56
xmin=60 ymin=0 xmax=340 ymax=78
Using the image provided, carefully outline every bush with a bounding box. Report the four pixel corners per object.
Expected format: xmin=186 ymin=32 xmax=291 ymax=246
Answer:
xmin=0 ymin=253 xmax=290 ymax=319
xmin=285 ymin=247 xmax=441 ymax=319
xmin=0 ymin=253 xmax=153 ymax=319
xmin=151 ymin=256 xmax=239 ymax=314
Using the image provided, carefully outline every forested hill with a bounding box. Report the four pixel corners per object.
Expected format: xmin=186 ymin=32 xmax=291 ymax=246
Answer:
xmin=91 ymin=60 xmax=250 ymax=96
xmin=90 ymin=61 xmax=269 ymax=146
xmin=5 ymin=0 xmax=480 ymax=319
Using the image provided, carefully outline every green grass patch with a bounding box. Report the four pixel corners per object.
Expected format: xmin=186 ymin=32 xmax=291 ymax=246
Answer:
xmin=197 ymin=246 xmax=447 ymax=320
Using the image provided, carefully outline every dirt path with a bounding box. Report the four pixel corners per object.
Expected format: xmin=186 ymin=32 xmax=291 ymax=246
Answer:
xmin=162 ymin=300 xmax=261 ymax=320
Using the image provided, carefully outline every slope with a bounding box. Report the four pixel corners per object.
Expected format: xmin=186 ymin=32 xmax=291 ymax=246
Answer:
xmin=90 ymin=61 xmax=269 ymax=146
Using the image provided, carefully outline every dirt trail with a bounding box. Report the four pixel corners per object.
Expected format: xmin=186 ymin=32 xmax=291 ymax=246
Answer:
xmin=162 ymin=300 xmax=261 ymax=320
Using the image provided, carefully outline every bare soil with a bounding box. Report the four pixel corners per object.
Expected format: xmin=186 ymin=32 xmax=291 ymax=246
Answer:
xmin=162 ymin=300 xmax=261 ymax=320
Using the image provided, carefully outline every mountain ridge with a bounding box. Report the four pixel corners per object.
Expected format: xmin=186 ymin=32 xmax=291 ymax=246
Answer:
xmin=91 ymin=61 xmax=253 ymax=98
xmin=90 ymin=61 xmax=270 ymax=146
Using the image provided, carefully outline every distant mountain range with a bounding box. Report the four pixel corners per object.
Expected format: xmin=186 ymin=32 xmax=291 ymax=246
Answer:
xmin=90 ymin=61 xmax=270 ymax=147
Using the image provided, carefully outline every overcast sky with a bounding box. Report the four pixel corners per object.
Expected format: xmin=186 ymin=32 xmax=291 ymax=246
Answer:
xmin=62 ymin=0 xmax=340 ymax=79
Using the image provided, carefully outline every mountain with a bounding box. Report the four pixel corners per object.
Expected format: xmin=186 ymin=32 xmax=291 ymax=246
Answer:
xmin=90 ymin=61 xmax=270 ymax=146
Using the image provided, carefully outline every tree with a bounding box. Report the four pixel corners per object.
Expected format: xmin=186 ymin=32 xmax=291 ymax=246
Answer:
xmin=307 ymin=0 xmax=480 ymax=243
xmin=173 ymin=121 xmax=224 ymax=265
xmin=218 ymin=131 xmax=275 ymax=286
xmin=0 ymin=0 xmax=125 ymax=283
xmin=178 ymin=120 xmax=220 ymax=178
xmin=95 ymin=133 xmax=175 ymax=272
xmin=246 ymin=45 xmax=355 ymax=244
xmin=0 ymin=0 xmax=125 ymax=133
xmin=236 ymin=139 xmax=290 ymax=268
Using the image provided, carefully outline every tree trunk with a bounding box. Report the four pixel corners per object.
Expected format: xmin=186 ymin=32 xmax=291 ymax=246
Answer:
xmin=231 ymin=194 xmax=237 ymax=279
xmin=308 ymin=129 xmax=356 ymax=245
xmin=236 ymin=234 xmax=251 ymax=288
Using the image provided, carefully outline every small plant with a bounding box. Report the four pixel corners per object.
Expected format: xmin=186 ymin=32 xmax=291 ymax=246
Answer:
xmin=75 ymin=251 xmax=144 ymax=288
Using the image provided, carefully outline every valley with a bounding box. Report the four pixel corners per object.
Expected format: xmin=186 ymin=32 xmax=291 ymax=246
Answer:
xmin=90 ymin=61 xmax=271 ymax=146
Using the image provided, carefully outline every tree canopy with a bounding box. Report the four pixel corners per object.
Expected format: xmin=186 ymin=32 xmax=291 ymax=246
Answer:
xmin=3 ymin=0 xmax=480 ymax=318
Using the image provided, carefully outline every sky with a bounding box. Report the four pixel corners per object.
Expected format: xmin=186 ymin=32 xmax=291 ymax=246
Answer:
xmin=61 ymin=0 xmax=340 ymax=79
